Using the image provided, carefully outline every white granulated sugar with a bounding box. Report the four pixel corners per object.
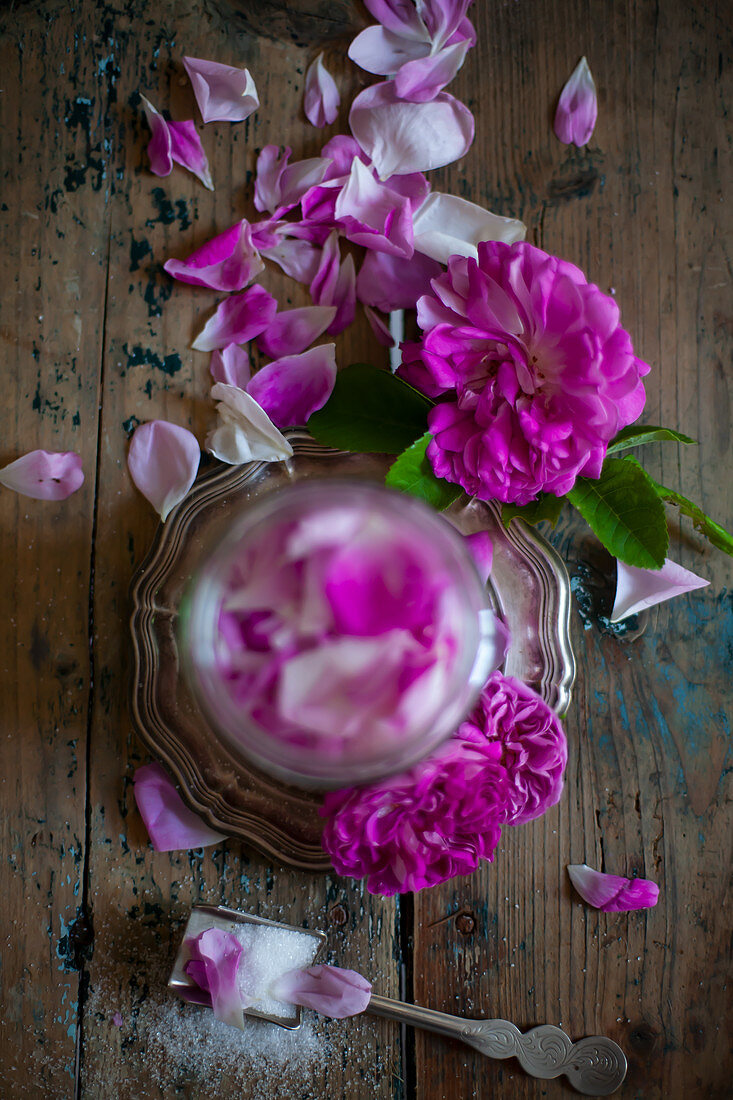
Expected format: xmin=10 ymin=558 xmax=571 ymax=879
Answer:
xmin=235 ymin=923 xmax=322 ymax=1017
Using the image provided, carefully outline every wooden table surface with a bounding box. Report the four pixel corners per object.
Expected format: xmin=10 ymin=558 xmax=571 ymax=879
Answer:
xmin=1 ymin=1 xmax=730 ymax=1097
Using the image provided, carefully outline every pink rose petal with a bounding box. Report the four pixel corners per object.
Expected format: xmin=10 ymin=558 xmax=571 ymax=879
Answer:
xmin=271 ymin=965 xmax=372 ymax=1019
xmin=254 ymin=145 xmax=331 ymax=215
xmin=246 ymin=344 xmax=337 ymax=427
xmin=168 ymin=119 xmax=214 ymax=190
xmin=310 ymin=230 xmax=340 ymax=307
xmin=183 ymin=56 xmax=259 ymax=124
xmin=363 ymin=0 xmax=431 ymax=41
xmin=327 ymin=253 xmax=356 ymax=335
xmin=209 ymin=344 xmax=251 ymax=388
xmin=420 ymin=0 xmax=474 ymax=51
xmin=356 ymin=249 xmax=442 ymax=312
xmin=192 ymin=285 xmax=278 ymax=352
xmin=611 ymin=558 xmax=710 ymax=623
xmin=348 ymin=25 xmax=430 ymax=76
xmin=464 ymin=530 xmax=493 ymax=584
xmin=304 ymin=52 xmax=340 ymax=128
xmin=364 ymin=305 xmax=395 ymax=347
xmin=256 ymin=305 xmax=337 ymax=358
xmin=260 ymin=236 xmax=322 ymax=283
xmin=334 ymin=157 xmax=414 ymax=258
xmin=133 ymin=762 xmax=226 ymax=850
xmin=206 ymin=382 xmax=294 ymax=465
xmin=111 ymin=1012 xmax=124 ymax=1028
xmin=127 ymin=420 xmax=200 ymax=521
xmin=554 ymin=57 xmax=598 ymax=146
xmin=0 ymin=450 xmax=84 ymax=501
xmin=412 ymin=192 xmax=525 ymax=264
xmin=349 ymin=81 xmax=474 ymax=179
xmin=394 ymin=38 xmax=471 ymax=102
xmin=185 ymin=928 xmax=244 ymax=1029
xmin=163 ymin=220 xmax=264 ymax=291
xmin=567 ymin=863 xmax=660 ymax=912
xmin=140 ymin=95 xmax=173 ymax=176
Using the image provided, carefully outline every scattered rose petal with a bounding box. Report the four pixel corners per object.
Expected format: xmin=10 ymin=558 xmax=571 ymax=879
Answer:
xmin=185 ymin=928 xmax=244 ymax=1029
xmin=111 ymin=1012 xmax=124 ymax=1028
xmin=356 ymin=249 xmax=442 ymax=312
xmin=0 ymin=450 xmax=84 ymax=501
xmin=412 ymin=192 xmax=526 ymax=264
xmin=394 ymin=38 xmax=472 ymax=103
xmin=260 ymin=236 xmax=322 ymax=283
xmin=554 ymin=57 xmax=598 ymax=146
xmin=349 ymin=82 xmax=474 ymax=179
xmin=310 ymin=230 xmax=341 ymax=305
xmin=363 ymin=0 xmax=431 ymax=42
xmin=271 ymin=965 xmax=372 ymax=1019
xmin=567 ymin=863 xmax=659 ymax=912
xmin=464 ymin=531 xmax=493 ymax=584
xmin=256 ymin=305 xmax=337 ymax=358
xmin=127 ymin=420 xmax=200 ymax=521
xmin=327 ymin=253 xmax=356 ymax=335
xmin=334 ymin=157 xmax=414 ymax=257
xmin=304 ymin=52 xmax=340 ymax=128
xmin=364 ymin=305 xmax=395 ymax=347
xmin=192 ymin=285 xmax=278 ymax=352
xmin=611 ymin=558 xmax=709 ymax=622
xmin=133 ymin=762 xmax=226 ymax=850
xmin=246 ymin=345 xmax=337 ymax=427
xmin=254 ymin=145 xmax=331 ymax=215
xmin=183 ymin=56 xmax=259 ymax=124
xmin=168 ymin=119 xmax=214 ymax=190
xmin=209 ymin=344 xmax=251 ymax=388
xmin=206 ymin=382 xmax=294 ymax=465
xmin=163 ymin=220 xmax=264 ymax=291
xmin=140 ymin=94 xmax=173 ymax=176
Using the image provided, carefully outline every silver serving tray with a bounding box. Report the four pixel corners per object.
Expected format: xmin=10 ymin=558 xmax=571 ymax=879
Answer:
xmin=129 ymin=431 xmax=575 ymax=871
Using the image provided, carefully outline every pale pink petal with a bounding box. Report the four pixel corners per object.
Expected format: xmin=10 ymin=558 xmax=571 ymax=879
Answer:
xmin=256 ymin=305 xmax=337 ymax=358
xmin=192 ymin=285 xmax=278 ymax=352
xmin=185 ymin=928 xmax=244 ymax=1029
xmin=111 ymin=1012 xmax=124 ymax=1027
xmin=183 ymin=56 xmax=259 ymax=124
xmin=419 ymin=0 xmax=474 ymax=51
xmin=271 ymin=965 xmax=372 ymax=1019
xmin=611 ymin=558 xmax=710 ymax=623
xmin=412 ymin=192 xmax=526 ymax=264
xmin=310 ymin=230 xmax=341 ymax=306
xmin=334 ymin=157 xmax=414 ymax=258
xmin=261 ymin=236 xmax=322 ymax=283
xmin=254 ymin=145 xmax=290 ymax=213
xmin=168 ymin=120 xmax=214 ymax=190
xmin=246 ymin=344 xmax=337 ymax=427
xmin=320 ymin=134 xmax=365 ymax=178
xmin=0 ymin=450 xmax=84 ymax=501
xmin=464 ymin=530 xmax=493 ymax=584
xmin=304 ymin=52 xmax=340 ymax=128
xmin=554 ymin=57 xmax=598 ymax=146
xmin=567 ymin=863 xmax=659 ymax=912
xmin=127 ymin=420 xmax=200 ymax=521
xmin=349 ymin=82 xmax=474 ymax=179
xmin=133 ymin=762 xmax=226 ymax=850
xmin=206 ymin=382 xmax=294 ymax=464
xmin=394 ymin=39 xmax=471 ymax=102
xmin=254 ymin=145 xmax=332 ymax=214
xmin=363 ymin=0 xmax=430 ymax=40
xmin=348 ymin=25 xmax=430 ymax=76
xmin=163 ymin=220 xmax=264 ymax=291
xmin=356 ymin=249 xmax=442 ymax=312
xmin=209 ymin=344 xmax=251 ymax=388
xmin=327 ymin=253 xmax=356 ymax=335
xmin=140 ymin=95 xmax=172 ymax=176
xmin=364 ymin=305 xmax=395 ymax=347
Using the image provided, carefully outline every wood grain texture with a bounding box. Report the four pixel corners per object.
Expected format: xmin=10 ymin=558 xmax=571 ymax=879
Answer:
xmin=0 ymin=0 xmax=730 ymax=1098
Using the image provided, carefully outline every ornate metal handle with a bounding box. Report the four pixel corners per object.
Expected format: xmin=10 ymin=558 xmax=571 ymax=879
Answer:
xmin=366 ymin=995 xmax=627 ymax=1096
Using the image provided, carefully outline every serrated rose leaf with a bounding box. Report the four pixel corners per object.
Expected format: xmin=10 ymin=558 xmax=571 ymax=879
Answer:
xmin=554 ymin=57 xmax=597 ymax=146
xmin=501 ymin=494 xmax=566 ymax=529
xmin=0 ymin=449 xmax=84 ymax=501
xmin=163 ymin=220 xmax=264 ymax=291
xmin=185 ymin=928 xmax=244 ymax=1029
xmin=271 ymin=965 xmax=372 ymax=1019
xmin=606 ymin=425 xmax=698 ymax=454
xmin=127 ymin=420 xmax=200 ymax=521
xmin=356 ymin=249 xmax=442 ymax=312
xmin=183 ymin=56 xmax=259 ymax=124
xmin=611 ymin=557 xmax=709 ymax=622
xmin=206 ymin=382 xmax=294 ymax=465
xmin=133 ymin=762 xmax=226 ymax=850
xmin=304 ymin=52 xmax=340 ymax=128
xmin=209 ymin=344 xmax=251 ymax=388
xmin=168 ymin=120 xmax=214 ymax=190
xmin=192 ymin=285 xmax=278 ymax=352
xmin=385 ymin=431 xmax=461 ymax=509
xmin=246 ymin=344 xmax=337 ymax=427
xmin=567 ymin=863 xmax=659 ymax=912
xmin=412 ymin=192 xmax=525 ymax=264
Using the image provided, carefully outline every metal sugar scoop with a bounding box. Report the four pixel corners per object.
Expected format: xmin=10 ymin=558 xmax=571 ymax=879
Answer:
xmin=169 ymin=905 xmax=627 ymax=1096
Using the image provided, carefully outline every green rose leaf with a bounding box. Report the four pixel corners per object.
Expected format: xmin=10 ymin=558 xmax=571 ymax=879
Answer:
xmin=606 ymin=425 xmax=697 ymax=454
xmin=385 ymin=432 xmax=462 ymax=511
xmin=501 ymin=494 xmax=566 ymax=529
xmin=623 ymin=457 xmax=733 ymax=557
xmin=307 ymin=363 xmax=433 ymax=454
xmin=567 ymin=457 xmax=669 ymax=568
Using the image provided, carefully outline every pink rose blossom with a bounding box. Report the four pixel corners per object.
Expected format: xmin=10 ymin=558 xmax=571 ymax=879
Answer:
xmin=412 ymin=241 xmax=650 ymax=504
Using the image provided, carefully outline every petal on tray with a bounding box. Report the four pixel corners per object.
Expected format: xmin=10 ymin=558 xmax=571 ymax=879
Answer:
xmin=206 ymin=382 xmax=294 ymax=464
xmin=247 ymin=344 xmax=337 ymax=427
xmin=185 ymin=928 xmax=245 ymax=1029
xmin=133 ymin=762 xmax=226 ymax=850
xmin=127 ymin=420 xmax=200 ymax=521
xmin=272 ymin=964 xmax=372 ymax=1018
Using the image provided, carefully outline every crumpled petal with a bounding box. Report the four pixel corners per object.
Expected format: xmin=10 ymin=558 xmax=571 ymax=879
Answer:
xmin=554 ymin=56 xmax=598 ymax=146
xmin=260 ymin=236 xmax=322 ymax=283
xmin=364 ymin=0 xmax=431 ymax=41
xmin=185 ymin=928 xmax=244 ymax=1029
xmin=246 ymin=345 xmax=337 ymax=427
xmin=271 ymin=965 xmax=372 ymax=1019
xmin=140 ymin=95 xmax=173 ymax=176
xmin=310 ymin=233 xmax=356 ymax=334
xmin=206 ymin=382 xmax=294 ymax=464
xmin=127 ymin=420 xmax=200 ymax=521
xmin=304 ymin=52 xmax=340 ymax=128
xmin=364 ymin=305 xmax=395 ymax=347
xmin=334 ymin=157 xmax=414 ymax=258
xmin=168 ymin=120 xmax=214 ymax=190
xmin=310 ymin=230 xmax=340 ymax=305
xmin=254 ymin=145 xmax=331 ymax=215
xmin=256 ymin=305 xmax=337 ymax=358
xmin=0 ymin=449 xmax=84 ymax=501
xmin=192 ymin=285 xmax=278 ymax=352
xmin=163 ymin=220 xmax=264 ymax=291
xmin=412 ymin=192 xmax=526 ymax=264
xmin=349 ymin=82 xmax=474 ymax=179
xmin=567 ymin=863 xmax=659 ymax=912
xmin=133 ymin=762 xmax=226 ymax=850
xmin=611 ymin=558 xmax=709 ymax=622
xmin=183 ymin=55 xmax=259 ymax=124
xmin=419 ymin=0 xmax=474 ymax=51
xmin=394 ymin=38 xmax=471 ymax=102
xmin=209 ymin=344 xmax=251 ymax=388
xmin=348 ymin=25 xmax=430 ymax=76
xmin=356 ymin=249 xmax=442 ymax=312
xmin=464 ymin=530 xmax=493 ymax=584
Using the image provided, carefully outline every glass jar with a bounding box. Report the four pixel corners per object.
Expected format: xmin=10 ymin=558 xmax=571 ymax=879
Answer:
xmin=180 ymin=480 xmax=499 ymax=788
